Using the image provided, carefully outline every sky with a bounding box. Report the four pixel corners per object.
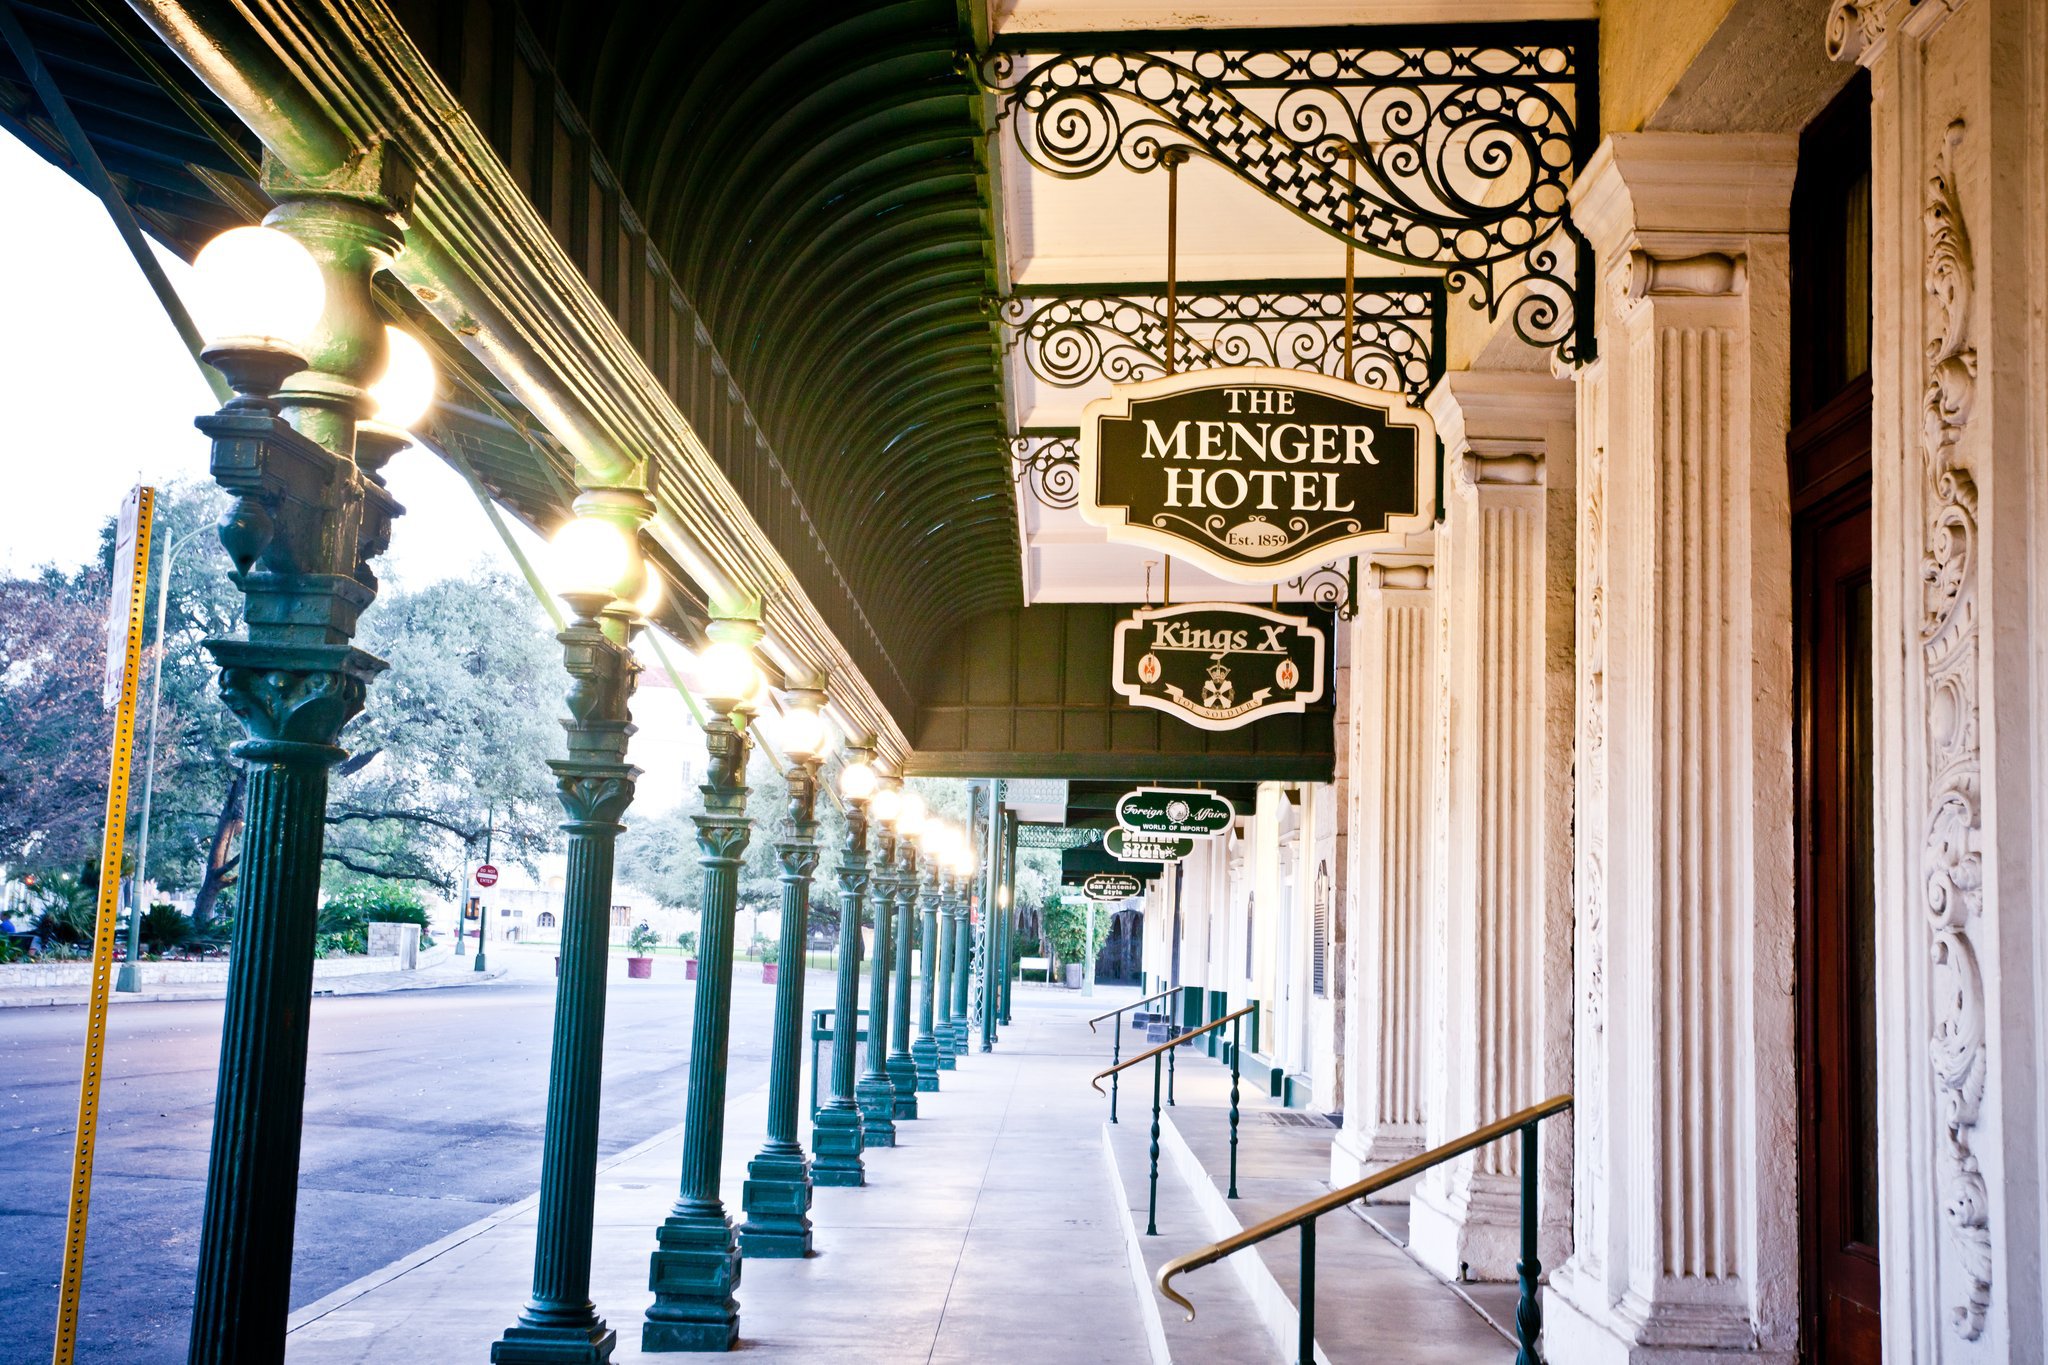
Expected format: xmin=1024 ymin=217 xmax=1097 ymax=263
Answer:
xmin=0 ymin=130 xmax=702 ymax=814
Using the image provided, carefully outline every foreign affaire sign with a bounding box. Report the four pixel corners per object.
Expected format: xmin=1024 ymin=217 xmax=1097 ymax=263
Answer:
xmin=1112 ymin=602 xmax=1326 ymax=731
xmin=1116 ymin=787 xmax=1236 ymax=838
xmin=1077 ymin=366 xmax=1436 ymax=582
xmin=1104 ymin=828 xmax=1195 ymax=864
xmin=1082 ymin=871 xmax=1145 ymax=902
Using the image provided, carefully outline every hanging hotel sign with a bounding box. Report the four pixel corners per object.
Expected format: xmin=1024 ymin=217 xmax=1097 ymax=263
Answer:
xmin=1104 ymin=828 xmax=1195 ymax=864
xmin=1082 ymin=871 xmax=1145 ymax=902
xmin=1112 ymin=602 xmax=1326 ymax=731
xmin=1078 ymin=366 xmax=1436 ymax=582
xmin=1116 ymin=787 xmax=1237 ymax=838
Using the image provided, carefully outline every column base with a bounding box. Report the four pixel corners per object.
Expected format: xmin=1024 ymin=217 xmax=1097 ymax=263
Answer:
xmin=912 ymin=1037 xmax=941 ymax=1092
xmin=1543 ymin=1265 xmax=1797 ymax=1365
xmin=855 ymin=1075 xmax=897 ymax=1147
xmin=491 ymin=1321 xmax=617 ymax=1364
xmin=1411 ymin=1169 xmax=1523 ymax=1282
xmin=935 ymin=1026 xmax=958 ymax=1070
xmin=1327 ymin=1122 xmax=1424 ymax=1187
xmin=810 ymin=1105 xmax=865 ymax=1186
xmin=643 ymin=1210 xmax=741 ymax=1353
xmin=886 ymin=1055 xmax=920 ymax=1117
xmin=737 ymin=1150 xmax=813 ymax=1258
xmin=948 ymin=1022 xmax=969 ymax=1055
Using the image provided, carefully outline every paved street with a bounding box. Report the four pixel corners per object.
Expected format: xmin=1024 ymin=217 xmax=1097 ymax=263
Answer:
xmin=0 ymin=945 xmax=800 ymax=1364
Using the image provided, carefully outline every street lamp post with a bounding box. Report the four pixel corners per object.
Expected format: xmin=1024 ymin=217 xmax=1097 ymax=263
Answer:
xmin=810 ymin=745 xmax=874 ymax=1186
xmin=182 ymin=160 xmax=419 ymax=1364
xmin=643 ymin=611 xmax=761 ymax=1352
xmin=492 ymin=493 xmax=650 ymax=1365
xmin=855 ymin=781 xmax=902 ymax=1146
xmin=118 ymin=522 xmax=211 ymax=994
xmin=885 ymin=801 xmax=923 ymax=1119
xmin=738 ymin=676 xmax=829 ymax=1258
xmin=912 ymin=859 xmax=942 ymax=1092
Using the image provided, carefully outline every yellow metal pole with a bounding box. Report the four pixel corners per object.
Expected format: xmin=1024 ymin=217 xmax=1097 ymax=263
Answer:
xmin=53 ymin=485 xmax=154 ymax=1365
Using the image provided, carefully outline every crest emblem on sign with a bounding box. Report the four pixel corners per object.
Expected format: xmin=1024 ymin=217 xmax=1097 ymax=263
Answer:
xmin=1111 ymin=602 xmax=1328 ymax=731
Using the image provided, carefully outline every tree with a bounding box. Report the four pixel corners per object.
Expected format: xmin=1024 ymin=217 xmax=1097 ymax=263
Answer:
xmin=322 ymin=572 xmax=564 ymax=890
xmin=0 ymin=565 xmax=116 ymax=869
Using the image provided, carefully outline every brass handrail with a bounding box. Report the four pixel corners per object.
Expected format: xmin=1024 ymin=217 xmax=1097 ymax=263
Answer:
xmin=1157 ymin=1093 xmax=1574 ymax=1318
xmin=1089 ymin=985 xmax=1181 ymax=1032
xmin=1091 ymin=1005 xmax=1256 ymax=1094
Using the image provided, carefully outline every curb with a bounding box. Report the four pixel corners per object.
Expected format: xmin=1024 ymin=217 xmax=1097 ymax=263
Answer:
xmin=0 ymin=962 xmax=511 ymax=1009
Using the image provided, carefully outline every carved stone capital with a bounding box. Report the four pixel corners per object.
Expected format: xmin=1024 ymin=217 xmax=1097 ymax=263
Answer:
xmin=1824 ymin=0 xmax=1887 ymax=63
xmin=777 ymin=834 xmax=821 ymax=881
xmin=550 ymin=763 xmax=638 ymax=828
xmin=1614 ymin=250 xmax=1747 ymax=312
xmin=1366 ymin=559 xmax=1434 ymax=594
xmin=1457 ymin=449 xmax=1546 ymax=488
xmin=699 ymin=716 xmax=749 ymax=818
xmin=209 ymin=643 xmax=384 ymax=761
xmin=694 ymin=812 xmax=752 ymax=866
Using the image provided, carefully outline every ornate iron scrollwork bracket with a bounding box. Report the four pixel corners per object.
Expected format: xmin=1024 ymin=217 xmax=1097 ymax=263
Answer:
xmin=999 ymin=277 xmax=1444 ymax=404
xmin=1007 ymin=429 xmax=1081 ymax=510
xmin=1285 ymin=559 xmax=1360 ymax=620
xmin=973 ymin=22 xmax=1598 ymax=364
xmin=1016 ymin=826 xmax=1106 ymax=852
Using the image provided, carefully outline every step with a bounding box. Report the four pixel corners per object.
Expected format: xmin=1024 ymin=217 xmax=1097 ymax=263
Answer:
xmin=1102 ymin=1113 xmax=1278 ymax=1364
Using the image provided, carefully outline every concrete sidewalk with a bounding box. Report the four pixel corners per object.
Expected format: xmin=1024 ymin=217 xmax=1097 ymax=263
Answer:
xmin=285 ymin=986 xmax=1153 ymax=1363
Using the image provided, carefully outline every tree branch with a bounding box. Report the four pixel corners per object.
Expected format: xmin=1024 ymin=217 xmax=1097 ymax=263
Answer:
xmin=319 ymin=850 xmax=445 ymax=886
xmin=325 ymin=806 xmax=482 ymax=843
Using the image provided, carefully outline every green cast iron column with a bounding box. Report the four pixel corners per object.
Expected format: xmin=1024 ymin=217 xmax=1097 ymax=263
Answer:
xmin=855 ymin=824 xmax=899 ymax=1145
xmin=912 ymin=864 xmax=942 ymax=1091
xmin=643 ymin=709 xmax=752 ymax=1351
xmin=186 ymin=157 xmax=408 ymax=1365
xmin=737 ymin=747 xmax=821 ymax=1257
xmin=933 ymin=873 xmax=957 ymax=1072
xmin=951 ymin=883 xmax=974 ymax=1056
xmin=809 ymin=790 xmax=868 ymax=1186
xmin=494 ymin=586 xmax=642 ymax=1365
xmin=1000 ymin=812 xmax=1019 ymax=1026
xmin=886 ymin=842 xmax=920 ymax=1117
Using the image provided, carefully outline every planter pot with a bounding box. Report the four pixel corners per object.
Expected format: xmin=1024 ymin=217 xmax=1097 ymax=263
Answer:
xmin=761 ymin=963 xmax=778 ymax=985
xmin=627 ymin=956 xmax=653 ymax=979
xmin=1064 ymin=963 xmax=1084 ymax=989
xmin=685 ymin=957 xmax=700 ymax=981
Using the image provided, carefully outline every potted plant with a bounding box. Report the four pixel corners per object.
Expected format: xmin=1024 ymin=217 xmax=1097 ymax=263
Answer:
xmin=626 ymin=922 xmax=660 ymax=979
xmin=677 ymin=929 xmax=699 ymax=980
xmin=759 ymin=936 xmax=780 ymax=985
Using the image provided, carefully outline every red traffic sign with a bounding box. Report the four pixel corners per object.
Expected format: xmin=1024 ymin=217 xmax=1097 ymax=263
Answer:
xmin=474 ymin=864 xmax=499 ymax=887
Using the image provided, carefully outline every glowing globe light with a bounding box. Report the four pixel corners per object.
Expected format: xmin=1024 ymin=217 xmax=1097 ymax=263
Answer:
xmin=697 ymin=640 xmax=762 ymax=713
xmin=778 ymin=701 xmax=830 ymax=761
xmin=370 ymin=326 xmax=437 ymax=428
xmin=839 ymin=755 xmax=878 ymax=802
xmin=192 ymin=225 xmax=325 ymax=350
xmin=550 ymin=515 xmax=634 ymax=602
xmin=633 ymin=568 xmax=664 ymax=619
xmin=869 ymin=783 xmax=902 ymax=825
xmin=898 ymin=790 xmax=927 ymax=830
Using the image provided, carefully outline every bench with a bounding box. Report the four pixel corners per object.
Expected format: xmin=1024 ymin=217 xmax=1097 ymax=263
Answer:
xmin=1020 ymin=955 xmax=1051 ymax=983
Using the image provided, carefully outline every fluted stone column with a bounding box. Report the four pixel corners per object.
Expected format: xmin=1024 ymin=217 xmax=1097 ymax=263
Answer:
xmin=810 ymin=795 xmax=869 ymax=1187
xmin=644 ymin=697 xmax=754 ymax=1351
xmin=495 ymin=570 xmax=644 ymax=1365
xmin=933 ymin=872 xmax=957 ymax=1071
xmin=1329 ymin=557 xmax=1437 ymax=1188
xmin=913 ymin=865 xmax=942 ymax=1090
xmin=1409 ymin=372 xmax=1576 ymax=1283
xmin=1547 ymin=133 xmax=1799 ymax=1363
xmin=856 ymin=824 xmax=900 ymax=1145
xmin=887 ymin=841 xmax=920 ymax=1118
xmin=737 ymin=741 xmax=822 ymax=1258
xmin=186 ymin=152 xmax=409 ymax=1365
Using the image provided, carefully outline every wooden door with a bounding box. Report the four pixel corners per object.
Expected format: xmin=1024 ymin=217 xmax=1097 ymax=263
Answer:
xmin=1791 ymin=70 xmax=1879 ymax=1365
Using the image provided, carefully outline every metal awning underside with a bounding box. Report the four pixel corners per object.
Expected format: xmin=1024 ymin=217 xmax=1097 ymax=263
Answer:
xmin=413 ymin=0 xmax=1017 ymax=684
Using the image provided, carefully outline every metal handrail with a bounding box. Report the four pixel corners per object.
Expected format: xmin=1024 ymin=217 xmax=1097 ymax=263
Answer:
xmin=1158 ymin=1094 xmax=1573 ymax=1365
xmin=1089 ymin=984 xmax=1180 ymax=1032
xmin=1092 ymin=1005 xmax=1256 ymax=1095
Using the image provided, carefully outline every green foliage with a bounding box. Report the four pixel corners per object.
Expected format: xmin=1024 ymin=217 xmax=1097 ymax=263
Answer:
xmin=140 ymin=903 xmax=191 ymax=950
xmin=753 ymin=934 xmax=778 ymax=965
xmin=1042 ymin=900 xmax=1100 ymax=969
xmin=626 ymin=922 xmax=661 ymax=955
xmin=0 ymin=938 xmax=22 ymax=964
xmin=313 ymin=928 xmax=367 ymax=958
xmin=675 ymin=929 xmax=697 ymax=955
xmin=319 ymin=879 xmax=430 ymax=933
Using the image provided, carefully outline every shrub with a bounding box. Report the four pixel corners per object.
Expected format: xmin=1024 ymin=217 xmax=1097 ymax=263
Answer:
xmin=313 ymin=928 xmax=368 ymax=958
xmin=140 ymin=903 xmax=192 ymax=951
xmin=627 ymin=922 xmax=661 ymax=955
xmin=675 ymin=929 xmax=697 ymax=955
xmin=320 ymin=881 xmax=430 ymax=934
xmin=758 ymin=937 xmax=781 ymax=966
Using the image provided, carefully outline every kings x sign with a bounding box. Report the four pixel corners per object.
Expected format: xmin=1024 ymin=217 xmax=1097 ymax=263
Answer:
xmin=1112 ymin=602 xmax=1326 ymax=731
xmin=1078 ymin=366 xmax=1436 ymax=582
